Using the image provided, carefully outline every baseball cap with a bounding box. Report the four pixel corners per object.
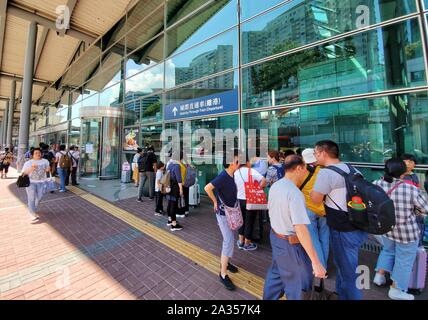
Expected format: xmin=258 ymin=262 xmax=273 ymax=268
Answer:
xmin=302 ymin=148 xmax=317 ymax=164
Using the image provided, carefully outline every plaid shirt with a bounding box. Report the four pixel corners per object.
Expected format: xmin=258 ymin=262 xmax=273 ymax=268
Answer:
xmin=374 ymin=178 xmax=428 ymax=243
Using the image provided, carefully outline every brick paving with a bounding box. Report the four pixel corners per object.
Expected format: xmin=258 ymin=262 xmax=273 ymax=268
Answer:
xmin=1 ymin=168 xmax=427 ymax=300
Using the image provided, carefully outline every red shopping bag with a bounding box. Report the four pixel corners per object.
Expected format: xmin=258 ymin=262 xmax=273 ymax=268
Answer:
xmin=242 ymin=169 xmax=267 ymax=211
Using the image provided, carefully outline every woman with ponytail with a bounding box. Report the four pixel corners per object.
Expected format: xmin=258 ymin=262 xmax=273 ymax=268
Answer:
xmin=372 ymin=158 xmax=428 ymax=300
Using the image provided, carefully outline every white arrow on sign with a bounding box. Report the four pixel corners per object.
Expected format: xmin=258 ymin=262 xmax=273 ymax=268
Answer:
xmin=173 ymin=107 xmax=178 ymax=117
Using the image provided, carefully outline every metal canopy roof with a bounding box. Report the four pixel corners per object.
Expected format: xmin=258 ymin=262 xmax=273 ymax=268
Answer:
xmin=0 ymin=0 xmax=134 ymax=123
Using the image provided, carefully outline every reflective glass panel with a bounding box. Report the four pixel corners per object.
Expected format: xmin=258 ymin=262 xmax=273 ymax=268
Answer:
xmin=140 ymin=94 xmax=163 ymax=124
xmin=165 ymin=70 xmax=238 ymax=106
xmin=241 ymin=0 xmax=286 ymax=20
xmin=100 ymin=82 xmax=124 ymax=107
xmin=242 ymin=18 xmax=426 ymax=109
xmin=126 ymin=63 xmax=164 ymax=97
xmin=243 ymin=92 xmax=428 ymax=165
xmin=165 ymin=28 xmax=238 ymax=88
xmin=166 ymin=0 xmax=237 ymax=57
xmin=241 ymin=0 xmax=417 ymax=64
xmin=141 ymin=124 xmax=163 ymax=152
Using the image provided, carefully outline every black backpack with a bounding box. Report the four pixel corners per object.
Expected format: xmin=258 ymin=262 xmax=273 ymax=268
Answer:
xmin=325 ymin=164 xmax=396 ymax=235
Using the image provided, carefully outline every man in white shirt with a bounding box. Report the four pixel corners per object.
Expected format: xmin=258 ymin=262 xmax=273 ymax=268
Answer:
xmin=264 ymin=155 xmax=326 ymax=300
xmin=234 ymin=161 xmax=267 ymax=251
xmin=69 ymin=146 xmax=80 ymax=186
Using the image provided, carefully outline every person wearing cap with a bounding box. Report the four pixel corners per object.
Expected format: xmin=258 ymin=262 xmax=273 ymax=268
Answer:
xmin=300 ymin=148 xmax=329 ymax=269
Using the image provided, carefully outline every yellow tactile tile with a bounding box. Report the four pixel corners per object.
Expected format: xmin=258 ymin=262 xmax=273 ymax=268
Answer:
xmin=69 ymin=187 xmax=265 ymax=299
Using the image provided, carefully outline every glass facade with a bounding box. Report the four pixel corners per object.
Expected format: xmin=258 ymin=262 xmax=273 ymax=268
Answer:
xmin=29 ymin=0 xmax=428 ymax=184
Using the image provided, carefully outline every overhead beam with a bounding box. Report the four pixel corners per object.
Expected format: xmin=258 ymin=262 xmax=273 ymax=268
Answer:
xmin=0 ymin=0 xmax=7 ymax=70
xmin=0 ymin=72 xmax=51 ymax=87
xmin=33 ymin=26 xmax=48 ymax=75
xmin=7 ymin=5 xmax=96 ymax=44
xmin=58 ymin=0 xmax=78 ymax=37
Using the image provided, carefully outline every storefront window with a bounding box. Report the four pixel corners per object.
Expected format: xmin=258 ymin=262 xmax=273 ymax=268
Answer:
xmin=243 ymin=92 xmax=428 ymax=165
xmin=165 ymin=28 xmax=238 ymax=88
xmin=243 ymin=18 xmax=426 ymax=109
xmin=166 ymin=0 xmax=237 ymax=57
xmin=241 ymin=0 xmax=417 ymax=64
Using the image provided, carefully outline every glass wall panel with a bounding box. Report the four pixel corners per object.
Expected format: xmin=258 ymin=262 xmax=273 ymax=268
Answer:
xmin=165 ymin=28 xmax=238 ymax=88
xmin=82 ymin=94 xmax=99 ymax=108
xmin=128 ymin=34 xmax=164 ymax=68
xmin=141 ymin=124 xmax=163 ymax=151
xmin=100 ymin=81 xmax=124 ymax=107
xmin=165 ymin=114 xmax=239 ymax=193
xmin=126 ymin=4 xmax=164 ymax=55
xmin=127 ymin=0 xmax=164 ymax=33
xmin=71 ymin=101 xmax=82 ymax=119
xmin=69 ymin=118 xmax=81 ymax=147
xmin=167 ymin=0 xmax=213 ymax=26
xmin=126 ymin=58 xmax=159 ymax=78
xmin=241 ymin=0 xmax=286 ymax=20
xmin=166 ymin=0 xmax=237 ymax=57
xmin=165 ymin=70 xmax=238 ymax=106
xmin=140 ymin=94 xmax=163 ymax=124
xmin=243 ymin=18 xmax=426 ymax=109
xmin=241 ymin=0 xmax=417 ymax=64
xmin=100 ymin=117 xmax=121 ymax=178
xmin=125 ymin=63 xmax=164 ymax=97
xmin=243 ymin=91 xmax=428 ymax=165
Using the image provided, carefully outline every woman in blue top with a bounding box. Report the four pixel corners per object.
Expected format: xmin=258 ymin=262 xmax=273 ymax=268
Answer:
xmin=205 ymin=153 xmax=241 ymax=291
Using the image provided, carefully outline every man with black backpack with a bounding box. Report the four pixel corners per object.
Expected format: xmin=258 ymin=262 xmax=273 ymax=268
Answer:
xmin=137 ymin=146 xmax=157 ymax=202
xmin=310 ymin=141 xmax=368 ymax=300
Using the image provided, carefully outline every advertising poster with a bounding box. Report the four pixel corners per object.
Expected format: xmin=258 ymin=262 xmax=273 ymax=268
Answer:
xmin=123 ymin=128 xmax=140 ymax=151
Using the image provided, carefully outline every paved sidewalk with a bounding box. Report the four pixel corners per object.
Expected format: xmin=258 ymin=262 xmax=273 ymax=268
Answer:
xmin=0 ymin=170 xmax=427 ymax=300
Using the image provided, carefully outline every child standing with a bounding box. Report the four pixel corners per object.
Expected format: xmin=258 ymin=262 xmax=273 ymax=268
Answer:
xmin=155 ymin=161 xmax=165 ymax=216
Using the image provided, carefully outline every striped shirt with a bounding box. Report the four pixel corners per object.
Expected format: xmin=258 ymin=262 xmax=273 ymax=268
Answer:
xmin=373 ymin=178 xmax=428 ymax=243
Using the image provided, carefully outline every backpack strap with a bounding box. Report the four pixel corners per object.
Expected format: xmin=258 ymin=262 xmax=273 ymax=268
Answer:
xmin=324 ymin=165 xmax=348 ymax=177
xmin=387 ymin=181 xmax=404 ymax=196
xmin=299 ymin=171 xmax=314 ymax=191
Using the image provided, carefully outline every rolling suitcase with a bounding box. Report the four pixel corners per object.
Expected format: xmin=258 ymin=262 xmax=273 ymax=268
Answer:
xmin=408 ymin=246 xmax=427 ymax=295
xmin=121 ymin=170 xmax=131 ymax=184
xmin=188 ymin=180 xmax=200 ymax=207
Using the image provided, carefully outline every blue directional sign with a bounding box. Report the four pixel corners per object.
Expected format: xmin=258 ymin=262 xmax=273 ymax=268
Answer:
xmin=164 ymin=89 xmax=239 ymax=121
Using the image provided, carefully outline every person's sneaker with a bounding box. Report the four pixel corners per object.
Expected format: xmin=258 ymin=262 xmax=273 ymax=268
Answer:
xmin=154 ymin=211 xmax=163 ymax=217
xmin=171 ymin=223 xmax=183 ymax=232
xmin=30 ymin=216 xmax=39 ymax=223
xmin=237 ymin=240 xmax=245 ymax=250
xmin=137 ymin=198 xmax=143 ymax=202
xmin=373 ymin=273 xmax=387 ymax=287
xmin=227 ymin=263 xmax=239 ymax=274
xmin=219 ymin=274 xmax=236 ymax=291
xmin=167 ymin=220 xmax=173 ymax=227
xmin=243 ymin=243 xmax=258 ymax=251
xmin=176 ymin=214 xmax=186 ymax=219
xmin=185 ymin=211 xmax=190 ymax=216
xmin=388 ymin=287 xmax=414 ymax=300
xmin=59 ymin=190 xmax=66 ymax=193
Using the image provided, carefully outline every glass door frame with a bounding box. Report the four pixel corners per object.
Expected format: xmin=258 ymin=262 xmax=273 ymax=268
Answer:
xmin=79 ymin=117 xmax=102 ymax=180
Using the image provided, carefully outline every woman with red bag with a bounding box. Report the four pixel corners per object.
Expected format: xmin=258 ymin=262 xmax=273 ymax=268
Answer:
xmin=234 ymin=159 xmax=267 ymax=251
